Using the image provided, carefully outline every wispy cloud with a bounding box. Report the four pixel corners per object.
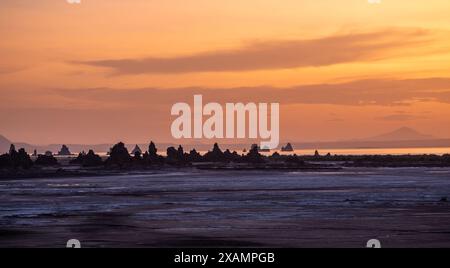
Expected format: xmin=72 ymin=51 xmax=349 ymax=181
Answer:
xmin=0 ymin=65 xmax=27 ymax=75
xmin=76 ymin=29 xmax=430 ymax=75
xmin=47 ymin=77 xmax=450 ymax=107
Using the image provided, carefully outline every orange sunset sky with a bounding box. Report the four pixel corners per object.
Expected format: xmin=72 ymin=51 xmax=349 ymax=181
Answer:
xmin=1 ymin=0 xmax=450 ymax=145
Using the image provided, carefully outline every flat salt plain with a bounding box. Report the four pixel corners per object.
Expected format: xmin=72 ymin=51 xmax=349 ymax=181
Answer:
xmin=0 ymin=167 xmax=449 ymax=248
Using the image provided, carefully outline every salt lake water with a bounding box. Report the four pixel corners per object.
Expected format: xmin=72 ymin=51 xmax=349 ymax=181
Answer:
xmin=0 ymin=167 xmax=449 ymax=247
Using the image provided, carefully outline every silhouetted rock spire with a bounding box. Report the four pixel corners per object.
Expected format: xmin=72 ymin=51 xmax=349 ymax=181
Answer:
xmin=148 ymin=142 xmax=158 ymax=157
xmin=9 ymin=144 xmax=16 ymax=155
xmin=142 ymin=141 xmax=163 ymax=165
xmin=224 ymin=149 xmax=239 ymax=162
xmin=281 ymin=143 xmax=294 ymax=152
xmin=131 ymin=145 xmax=142 ymax=156
xmin=166 ymin=145 xmax=187 ymax=165
xmin=1 ymin=145 xmax=33 ymax=169
xmin=84 ymin=150 xmax=103 ymax=166
xmin=106 ymin=142 xmax=131 ymax=167
xmin=166 ymin=146 xmax=178 ymax=164
xmin=16 ymin=148 xmax=33 ymax=169
xmin=58 ymin=145 xmax=72 ymax=156
xmin=244 ymin=144 xmax=264 ymax=163
xmin=71 ymin=150 xmax=103 ymax=167
xmin=187 ymin=149 xmax=202 ymax=162
xmin=203 ymin=143 xmax=226 ymax=162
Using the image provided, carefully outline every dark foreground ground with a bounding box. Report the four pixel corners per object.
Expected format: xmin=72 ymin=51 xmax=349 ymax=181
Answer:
xmin=0 ymin=167 xmax=449 ymax=248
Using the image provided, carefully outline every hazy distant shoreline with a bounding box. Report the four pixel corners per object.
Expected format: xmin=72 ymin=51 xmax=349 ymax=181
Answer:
xmin=2 ymin=126 xmax=450 ymax=155
xmin=4 ymin=141 xmax=450 ymax=156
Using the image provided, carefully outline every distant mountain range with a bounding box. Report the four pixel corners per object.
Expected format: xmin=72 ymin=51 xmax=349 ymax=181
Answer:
xmin=291 ymin=127 xmax=448 ymax=150
xmin=1 ymin=127 xmax=449 ymax=154
xmin=364 ymin=127 xmax=434 ymax=141
xmin=0 ymin=135 xmax=11 ymax=153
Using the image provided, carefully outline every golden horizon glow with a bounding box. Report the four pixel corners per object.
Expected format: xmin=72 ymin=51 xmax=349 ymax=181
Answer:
xmin=1 ymin=0 xmax=450 ymax=144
